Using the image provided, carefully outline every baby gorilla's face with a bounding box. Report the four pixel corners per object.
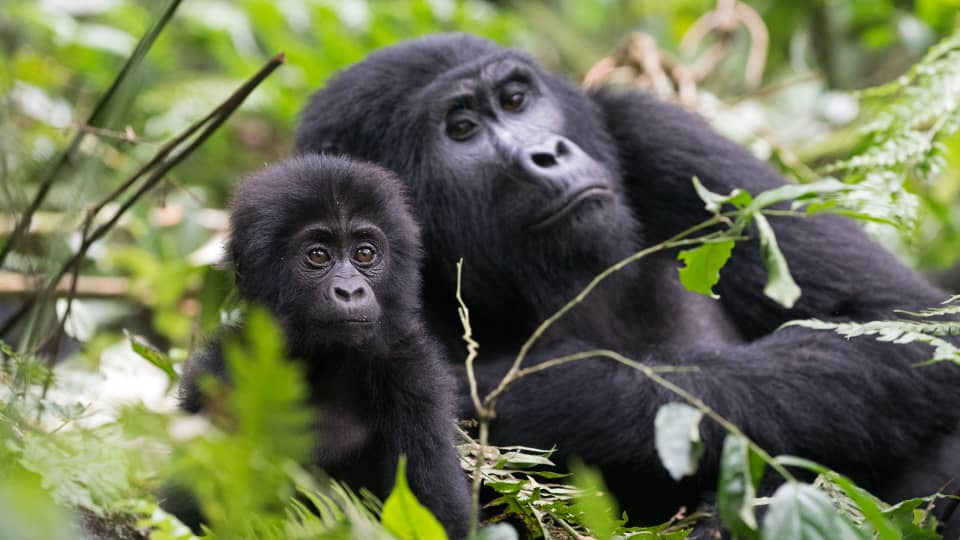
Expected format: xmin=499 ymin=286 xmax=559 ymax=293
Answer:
xmin=284 ymin=219 xmax=389 ymax=346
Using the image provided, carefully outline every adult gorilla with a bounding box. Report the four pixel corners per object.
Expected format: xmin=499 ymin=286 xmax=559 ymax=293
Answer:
xmin=295 ymin=34 xmax=960 ymax=524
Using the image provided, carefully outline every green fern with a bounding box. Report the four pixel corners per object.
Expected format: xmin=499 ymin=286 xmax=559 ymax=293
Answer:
xmin=821 ymin=31 xmax=960 ymax=232
xmin=785 ymin=296 xmax=960 ymax=365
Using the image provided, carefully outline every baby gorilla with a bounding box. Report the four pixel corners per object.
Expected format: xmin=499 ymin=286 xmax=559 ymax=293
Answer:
xmin=175 ymin=155 xmax=470 ymax=538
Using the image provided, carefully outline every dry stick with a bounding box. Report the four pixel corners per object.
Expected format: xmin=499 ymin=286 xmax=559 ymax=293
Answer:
xmin=456 ymin=259 xmax=485 ymax=537
xmin=0 ymin=53 xmax=285 ymax=341
xmin=0 ymin=0 xmax=183 ymax=269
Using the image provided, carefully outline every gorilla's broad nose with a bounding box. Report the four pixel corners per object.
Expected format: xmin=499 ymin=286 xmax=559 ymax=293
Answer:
xmin=529 ymin=137 xmax=571 ymax=168
xmin=528 ymin=137 xmax=571 ymax=169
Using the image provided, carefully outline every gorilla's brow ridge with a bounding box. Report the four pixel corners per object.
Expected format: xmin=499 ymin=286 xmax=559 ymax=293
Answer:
xmin=417 ymin=53 xmax=531 ymax=101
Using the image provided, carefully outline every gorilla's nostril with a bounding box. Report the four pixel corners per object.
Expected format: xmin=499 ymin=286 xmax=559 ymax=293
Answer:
xmin=334 ymin=287 xmax=351 ymax=301
xmin=555 ymin=140 xmax=570 ymax=157
xmin=353 ymin=287 xmax=366 ymax=298
xmin=531 ymin=152 xmax=558 ymax=168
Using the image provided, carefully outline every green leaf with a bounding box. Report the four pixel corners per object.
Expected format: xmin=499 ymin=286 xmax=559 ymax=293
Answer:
xmin=570 ymin=460 xmax=619 ymax=540
xmin=746 ymin=180 xmax=850 ymax=214
xmin=754 ymin=214 xmax=801 ymax=308
xmin=774 ymin=456 xmax=902 ymax=540
xmin=717 ymin=435 xmax=764 ymax=540
xmin=692 ymin=176 xmax=753 ymax=213
xmin=381 ymin=457 xmax=448 ymax=540
xmin=761 ymin=483 xmax=867 ymax=540
xmin=882 ymin=496 xmax=942 ymax=538
xmin=654 ymin=403 xmax=704 ymax=481
xmin=126 ymin=330 xmax=177 ymax=382
xmin=677 ymin=240 xmax=736 ymax=298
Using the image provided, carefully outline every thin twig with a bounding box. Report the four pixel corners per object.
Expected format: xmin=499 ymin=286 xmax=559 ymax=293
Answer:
xmin=0 ymin=0 xmax=183 ymax=268
xmin=455 ymin=259 xmax=485 ymax=537
xmin=0 ymin=53 xmax=285 ymax=340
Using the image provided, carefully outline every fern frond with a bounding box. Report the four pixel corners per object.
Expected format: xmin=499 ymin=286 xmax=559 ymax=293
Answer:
xmin=785 ymin=297 xmax=960 ymax=365
xmin=820 ymin=31 xmax=960 ymax=232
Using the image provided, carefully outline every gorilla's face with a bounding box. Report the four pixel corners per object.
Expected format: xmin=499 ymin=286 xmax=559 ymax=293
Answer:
xmin=423 ymin=56 xmax=618 ymax=235
xmin=296 ymin=35 xmax=639 ymax=314
xmin=229 ymin=156 xmax=423 ymax=353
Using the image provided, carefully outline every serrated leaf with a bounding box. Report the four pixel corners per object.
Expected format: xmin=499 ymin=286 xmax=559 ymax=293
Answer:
xmin=677 ymin=240 xmax=735 ymax=298
xmin=754 ymin=214 xmax=801 ymax=308
xmin=761 ymin=483 xmax=867 ymax=540
xmin=381 ymin=457 xmax=448 ymax=540
xmin=717 ymin=435 xmax=764 ymax=540
xmin=654 ymin=403 xmax=704 ymax=481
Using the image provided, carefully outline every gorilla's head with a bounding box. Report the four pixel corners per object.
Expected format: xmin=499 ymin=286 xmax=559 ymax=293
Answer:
xmin=229 ymin=154 xmax=423 ymax=351
xmin=296 ymin=34 xmax=638 ymax=318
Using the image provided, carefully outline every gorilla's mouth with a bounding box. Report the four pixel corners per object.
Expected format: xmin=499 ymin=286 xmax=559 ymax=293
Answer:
xmin=529 ymin=185 xmax=613 ymax=230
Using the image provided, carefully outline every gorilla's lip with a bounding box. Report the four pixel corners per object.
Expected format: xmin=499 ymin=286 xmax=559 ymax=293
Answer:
xmin=529 ymin=185 xmax=613 ymax=230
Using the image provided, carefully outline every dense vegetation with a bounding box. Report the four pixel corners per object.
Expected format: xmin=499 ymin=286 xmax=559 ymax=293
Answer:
xmin=1 ymin=1 xmax=959 ymax=538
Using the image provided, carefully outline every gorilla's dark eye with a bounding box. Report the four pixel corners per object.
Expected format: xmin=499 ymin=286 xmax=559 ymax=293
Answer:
xmin=446 ymin=119 xmax=477 ymax=141
xmin=353 ymin=245 xmax=376 ymax=265
xmin=500 ymin=90 xmax=525 ymax=112
xmin=307 ymin=248 xmax=331 ymax=267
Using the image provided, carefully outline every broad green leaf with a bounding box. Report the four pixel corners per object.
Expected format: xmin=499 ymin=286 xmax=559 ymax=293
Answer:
xmin=761 ymin=483 xmax=867 ymax=540
xmin=775 ymin=456 xmax=901 ymax=540
xmin=692 ymin=176 xmax=753 ymax=213
xmin=717 ymin=435 xmax=764 ymax=540
xmin=754 ymin=214 xmax=801 ymax=308
xmin=654 ymin=403 xmax=704 ymax=481
xmin=381 ymin=457 xmax=447 ymax=540
xmin=570 ymin=461 xmax=619 ymax=540
xmin=677 ymin=240 xmax=735 ymax=298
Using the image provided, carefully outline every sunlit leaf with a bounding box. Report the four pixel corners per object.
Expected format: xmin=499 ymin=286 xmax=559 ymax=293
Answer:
xmin=717 ymin=435 xmax=764 ymax=540
xmin=754 ymin=214 xmax=801 ymax=308
xmin=678 ymin=240 xmax=735 ymax=298
xmin=761 ymin=483 xmax=867 ymax=540
xmin=381 ymin=457 xmax=447 ymax=540
xmin=654 ymin=402 xmax=704 ymax=481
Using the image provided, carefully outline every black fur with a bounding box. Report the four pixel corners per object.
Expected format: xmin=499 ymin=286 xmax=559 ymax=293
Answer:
xmin=296 ymin=34 xmax=960 ymax=532
xmin=175 ymin=155 xmax=470 ymax=538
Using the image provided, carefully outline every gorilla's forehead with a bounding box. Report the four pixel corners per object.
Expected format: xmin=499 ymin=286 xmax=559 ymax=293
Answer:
xmin=415 ymin=52 xmax=536 ymax=99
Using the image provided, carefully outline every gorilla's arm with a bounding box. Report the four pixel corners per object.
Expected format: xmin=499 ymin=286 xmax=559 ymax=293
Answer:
xmin=471 ymin=331 xmax=959 ymax=517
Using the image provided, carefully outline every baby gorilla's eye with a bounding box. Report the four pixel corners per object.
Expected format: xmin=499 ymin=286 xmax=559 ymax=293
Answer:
xmin=500 ymin=90 xmax=525 ymax=112
xmin=446 ymin=119 xmax=477 ymax=141
xmin=353 ymin=245 xmax=376 ymax=265
xmin=307 ymin=248 xmax=331 ymax=267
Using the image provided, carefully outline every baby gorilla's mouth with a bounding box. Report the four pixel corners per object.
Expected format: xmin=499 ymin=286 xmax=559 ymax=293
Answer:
xmin=528 ymin=185 xmax=613 ymax=230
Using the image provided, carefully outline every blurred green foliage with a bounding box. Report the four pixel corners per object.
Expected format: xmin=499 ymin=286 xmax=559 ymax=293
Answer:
xmin=2 ymin=1 xmax=960 ymax=539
